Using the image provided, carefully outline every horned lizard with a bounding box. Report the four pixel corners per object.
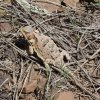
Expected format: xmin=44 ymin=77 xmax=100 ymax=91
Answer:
xmin=20 ymin=26 xmax=71 ymax=67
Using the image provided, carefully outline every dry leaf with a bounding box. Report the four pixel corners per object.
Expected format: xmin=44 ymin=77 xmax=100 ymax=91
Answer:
xmin=32 ymin=0 xmax=62 ymax=12
xmin=63 ymin=0 xmax=79 ymax=8
xmin=22 ymin=80 xmax=38 ymax=93
xmin=54 ymin=91 xmax=74 ymax=100
xmin=0 ymin=23 xmax=12 ymax=32
xmin=21 ymin=67 xmax=47 ymax=94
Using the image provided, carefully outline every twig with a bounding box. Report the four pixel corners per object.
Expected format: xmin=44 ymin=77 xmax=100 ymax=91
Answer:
xmin=0 ymin=78 xmax=10 ymax=88
xmin=89 ymin=48 xmax=100 ymax=59
xmin=18 ymin=62 xmax=33 ymax=96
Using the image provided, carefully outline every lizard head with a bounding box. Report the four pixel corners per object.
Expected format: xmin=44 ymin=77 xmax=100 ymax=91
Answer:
xmin=19 ymin=26 xmax=38 ymax=55
xmin=21 ymin=26 xmax=38 ymax=45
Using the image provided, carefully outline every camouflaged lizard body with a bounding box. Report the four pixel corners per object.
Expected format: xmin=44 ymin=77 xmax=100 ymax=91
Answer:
xmin=20 ymin=26 xmax=71 ymax=67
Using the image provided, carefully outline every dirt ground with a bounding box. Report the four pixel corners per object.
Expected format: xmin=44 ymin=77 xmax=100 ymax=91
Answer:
xmin=0 ymin=0 xmax=100 ymax=100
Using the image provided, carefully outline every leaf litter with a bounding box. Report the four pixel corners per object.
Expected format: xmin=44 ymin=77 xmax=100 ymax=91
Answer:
xmin=0 ymin=0 xmax=100 ymax=100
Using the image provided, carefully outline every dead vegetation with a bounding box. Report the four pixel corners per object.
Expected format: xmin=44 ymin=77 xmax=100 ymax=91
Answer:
xmin=0 ymin=0 xmax=100 ymax=100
